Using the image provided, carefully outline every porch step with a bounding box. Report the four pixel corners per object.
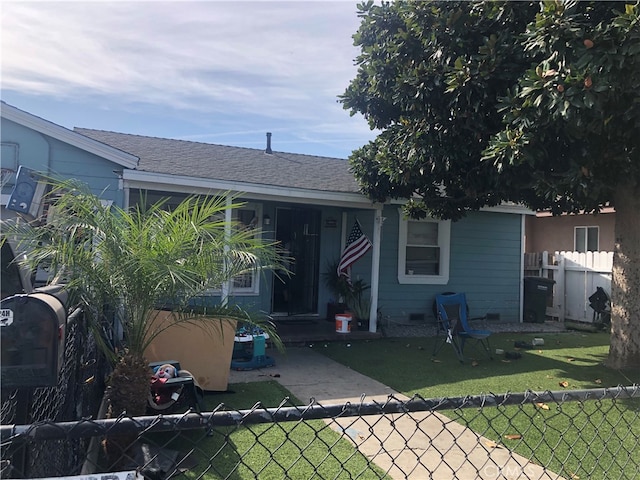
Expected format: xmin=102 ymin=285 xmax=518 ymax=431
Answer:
xmin=272 ymin=317 xmax=382 ymax=346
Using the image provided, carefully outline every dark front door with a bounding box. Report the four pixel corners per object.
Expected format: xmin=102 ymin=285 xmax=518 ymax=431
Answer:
xmin=272 ymin=207 xmax=320 ymax=315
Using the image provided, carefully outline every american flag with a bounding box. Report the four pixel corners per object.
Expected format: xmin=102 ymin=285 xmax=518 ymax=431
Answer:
xmin=337 ymin=220 xmax=372 ymax=281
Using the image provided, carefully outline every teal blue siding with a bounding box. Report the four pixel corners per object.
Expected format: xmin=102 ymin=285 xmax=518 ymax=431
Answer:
xmin=376 ymin=207 xmax=522 ymax=324
xmin=1 ymin=119 xmax=124 ymax=207
xmin=2 ymin=118 xmax=524 ymax=323
xmin=448 ymin=211 xmax=522 ymax=320
xmin=1 ymin=118 xmax=50 ymax=188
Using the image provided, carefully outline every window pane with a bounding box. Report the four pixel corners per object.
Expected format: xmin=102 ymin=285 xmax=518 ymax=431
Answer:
xmin=233 ymin=273 xmax=253 ymax=289
xmin=406 ymin=246 xmax=440 ymax=275
xmin=587 ymin=227 xmax=599 ymax=251
xmin=407 ymin=221 xmax=438 ymax=245
xmin=232 ymin=207 xmax=258 ymax=291
xmin=575 ymin=227 xmax=586 ymax=252
xmin=236 ymin=208 xmax=258 ymax=230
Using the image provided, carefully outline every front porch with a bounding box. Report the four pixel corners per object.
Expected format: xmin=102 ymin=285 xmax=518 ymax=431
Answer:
xmin=272 ymin=316 xmax=382 ymax=346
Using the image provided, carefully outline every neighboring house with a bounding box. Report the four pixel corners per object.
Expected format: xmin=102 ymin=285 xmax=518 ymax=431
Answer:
xmin=524 ymin=208 xmax=615 ymax=324
xmin=1 ymin=102 xmax=532 ymax=331
xmin=525 ymin=208 xmax=616 ymax=254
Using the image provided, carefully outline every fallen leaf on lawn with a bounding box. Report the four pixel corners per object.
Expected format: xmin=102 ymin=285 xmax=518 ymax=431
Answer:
xmin=538 ymin=350 xmax=543 ymax=353
xmin=431 ymin=359 xmax=441 ymax=363
xmin=567 ymin=357 xmax=575 ymax=362
xmin=484 ymin=440 xmax=502 ymax=449
xmin=504 ymin=434 xmax=522 ymax=440
xmin=536 ymin=402 xmax=550 ymax=410
xmin=501 ymin=359 xmax=511 ymax=363
xmin=594 ymin=378 xmax=602 ymax=384
xmin=559 ymin=381 xmax=569 ymax=388
xmin=471 ymin=360 xmax=479 ymax=367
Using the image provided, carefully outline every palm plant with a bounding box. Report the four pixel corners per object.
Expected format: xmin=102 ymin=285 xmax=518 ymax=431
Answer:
xmin=322 ymin=258 xmax=352 ymax=303
xmin=346 ymin=279 xmax=371 ymax=322
xmin=5 ymin=178 xmax=285 ymax=419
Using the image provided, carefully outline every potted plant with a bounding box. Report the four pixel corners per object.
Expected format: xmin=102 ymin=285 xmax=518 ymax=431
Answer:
xmin=322 ymin=258 xmax=352 ymax=321
xmin=6 ymin=178 xmax=285 ymax=422
xmin=346 ymin=279 xmax=372 ymax=331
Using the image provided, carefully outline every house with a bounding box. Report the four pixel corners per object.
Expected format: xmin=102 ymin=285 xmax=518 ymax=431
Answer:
xmin=525 ymin=208 xmax=616 ymax=254
xmin=1 ymin=102 xmax=138 ymax=217
xmin=523 ymin=208 xmax=616 ymax=325
xmin=2 ymin=102 xmax=533 ymax=333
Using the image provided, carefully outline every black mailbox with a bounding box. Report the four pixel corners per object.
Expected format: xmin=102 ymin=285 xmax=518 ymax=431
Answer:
xmin=1 ymin=291 xmax=67 ymax=388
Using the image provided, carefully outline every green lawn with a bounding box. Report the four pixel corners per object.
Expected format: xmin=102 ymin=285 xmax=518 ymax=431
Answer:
xmin=149 ymin=381 xmax=389 ymax=479
xmin=319 ymin=331 xmax=640 ymax=479
xmin=145 ymin=332 xmax=639 ymax=479
xmin=319 ymin=332 xmax=638 ymax=397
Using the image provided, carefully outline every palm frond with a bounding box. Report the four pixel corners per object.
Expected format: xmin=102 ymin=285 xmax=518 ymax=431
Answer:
xmin=3 ymin=178 xmax=286 ymax=360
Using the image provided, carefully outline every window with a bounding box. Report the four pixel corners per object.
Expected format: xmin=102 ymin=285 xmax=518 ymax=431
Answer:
xmin=398 ymin=213 xmax=450 ymax=284
xmin=231 ymin=206 xmax=260 ymax=294
xmin=1 ymin=144 xmax=18 ymax=187
xmin=574 ymin=226 xmax=599 ymax=252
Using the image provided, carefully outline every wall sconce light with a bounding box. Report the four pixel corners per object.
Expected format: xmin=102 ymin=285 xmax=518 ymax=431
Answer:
xmin=263 ymin=214 xmax=271 ymax=225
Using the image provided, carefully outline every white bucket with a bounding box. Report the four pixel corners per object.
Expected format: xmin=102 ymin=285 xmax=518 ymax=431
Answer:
xmin=335 ymin=314 xmax=352 ymax=333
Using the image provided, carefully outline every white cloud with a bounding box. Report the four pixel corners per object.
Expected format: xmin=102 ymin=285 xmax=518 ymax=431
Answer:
xmin=2 ymin=2 xmax=361 ymax=107
xmin=1 ymin=1 xmax=376 ymax=157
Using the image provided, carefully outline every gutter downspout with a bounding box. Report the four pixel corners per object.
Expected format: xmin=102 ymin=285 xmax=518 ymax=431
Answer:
xmin=340 ymin=212 xmax=348 ymax=252
xmin=122 ymin=179 xmax=129 ymax=210
xmin=222 ymin=194 xmax=233 ymax=306
xmin=519 ymin=214 xmax=525 ymax=323
xmin=369 ymin=206 xmax=383 ymax=332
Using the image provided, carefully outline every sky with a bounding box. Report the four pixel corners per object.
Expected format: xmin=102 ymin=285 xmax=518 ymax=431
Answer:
xmin=1 ymin=1 xmax=378 ymax=159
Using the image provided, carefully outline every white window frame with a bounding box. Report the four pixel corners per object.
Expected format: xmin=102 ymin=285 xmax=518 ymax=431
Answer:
xmin=210 ymin=202 xmax=262 ymax=296
xmin=397 ymin=211 xmax=451 ymax=285
xmin=574 ymin=226 xmax=599 ymax=253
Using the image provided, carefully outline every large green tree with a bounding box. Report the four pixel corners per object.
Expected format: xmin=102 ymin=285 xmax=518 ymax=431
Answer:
xmin=341 ymin=0 xmax=640 ymax=368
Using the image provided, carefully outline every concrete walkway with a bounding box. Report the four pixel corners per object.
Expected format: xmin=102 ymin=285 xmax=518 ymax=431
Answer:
xmin=229 ymin=347 xmax=563 ymax=480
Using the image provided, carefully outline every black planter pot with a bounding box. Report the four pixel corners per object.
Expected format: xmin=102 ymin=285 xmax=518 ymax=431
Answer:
xmin=326 ymin=302 xmax=348 ymax=322
xmin=357 ymin=318 xmax=370 ymax=331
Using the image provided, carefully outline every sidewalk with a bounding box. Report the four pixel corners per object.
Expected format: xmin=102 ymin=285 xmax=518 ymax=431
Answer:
xmin=229 ymin=346 xmax=563 ymax=480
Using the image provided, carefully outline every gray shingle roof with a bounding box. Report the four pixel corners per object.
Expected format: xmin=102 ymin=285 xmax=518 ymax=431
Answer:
xmin=74 ymin=128 xmax=361 ymax=194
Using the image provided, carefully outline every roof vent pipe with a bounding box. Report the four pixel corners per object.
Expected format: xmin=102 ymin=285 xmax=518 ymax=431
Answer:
xmin=265 ymin=132 xmax=272 ymax=154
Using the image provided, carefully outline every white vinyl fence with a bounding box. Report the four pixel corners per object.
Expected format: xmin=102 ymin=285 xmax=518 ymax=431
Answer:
xmin=524 ymin=251 xmax=613 ymax=323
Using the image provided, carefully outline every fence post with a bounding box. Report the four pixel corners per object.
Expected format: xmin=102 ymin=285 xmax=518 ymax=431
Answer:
xmin=555 ymin=252 xmax=565 ymax=322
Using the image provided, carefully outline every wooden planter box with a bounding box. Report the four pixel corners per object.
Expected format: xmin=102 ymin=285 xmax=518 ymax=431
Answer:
xmin=145 ymin=310 xmax=237 ymax=391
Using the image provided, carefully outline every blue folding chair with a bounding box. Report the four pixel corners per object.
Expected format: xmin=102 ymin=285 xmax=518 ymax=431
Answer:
xmin=433 ymin=293 xmax=493 ymax=363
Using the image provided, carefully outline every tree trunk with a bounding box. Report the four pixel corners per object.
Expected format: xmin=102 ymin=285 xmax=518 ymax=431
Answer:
xmin=102 ymin=352 xmax=150 ymax=469
xmin=607 ymin=181 xmax=640 ymax=369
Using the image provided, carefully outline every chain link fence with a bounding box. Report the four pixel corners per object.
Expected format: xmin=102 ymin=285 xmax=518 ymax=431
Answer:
xmin=2 ymin=385 xmax=638 ymax=479
xmin=1 ymin=307 xmax=111 ymax=477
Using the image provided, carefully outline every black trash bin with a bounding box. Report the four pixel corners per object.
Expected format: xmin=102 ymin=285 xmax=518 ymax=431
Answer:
xmin=523 ymin=277 xmax=555 ymax=323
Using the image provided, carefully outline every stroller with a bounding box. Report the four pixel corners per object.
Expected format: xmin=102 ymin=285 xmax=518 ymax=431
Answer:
xmin=147 ymin=361 xmax=205 ymax=414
